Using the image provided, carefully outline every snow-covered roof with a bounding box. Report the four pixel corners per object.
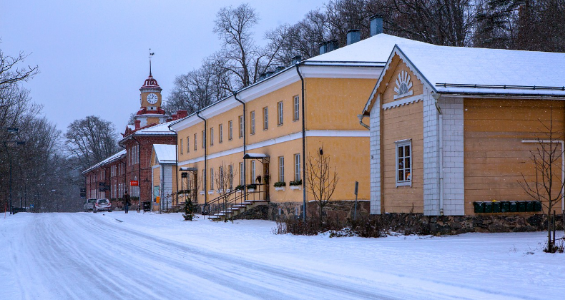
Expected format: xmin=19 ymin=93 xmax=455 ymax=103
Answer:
xmin=153 ymin=144 xmax=176 ymax=164
xmin=82 ymin=150 xmax=126 ymax=174
xmin=134 ymin=121 xmax=176 ymax=135
xmin=243 ymin=153 xmax=269 ymax=159
xmin=306 ymin=33 xmax=429 ymax=65
xmin=397 ymin=43 xmax=565 ymax=96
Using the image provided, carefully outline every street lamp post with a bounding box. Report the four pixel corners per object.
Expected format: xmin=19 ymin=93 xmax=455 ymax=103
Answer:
xmin=3 ymin=127 xmax=25 ymax=214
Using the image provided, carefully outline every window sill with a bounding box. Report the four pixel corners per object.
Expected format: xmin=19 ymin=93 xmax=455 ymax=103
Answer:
xmin=275 ymin=187 xmax=285 ymax=191
xmin=208 ymin=190 xmax=215 ymax=194
xmin=396 ymin=182 xmax=412 ymax=187
xmin=290 ymin=186 xmax=301 ymax=190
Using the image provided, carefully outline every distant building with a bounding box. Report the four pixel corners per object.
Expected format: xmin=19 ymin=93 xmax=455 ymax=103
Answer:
xmin=83 ymin=68 xmax=186 ymax=210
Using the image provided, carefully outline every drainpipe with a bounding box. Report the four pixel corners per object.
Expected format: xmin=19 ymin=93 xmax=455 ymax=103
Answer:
xmin=233 ymin=91 xmax=247 ymax=202
xmin=196 ymin=111 xmax=208 ymax=209
xmin=358 ymin=114 xmax=370 ymax=130
xmin=132 ymin=135 xmax=142 ymax=212
xmin=296 ymin=62 xmax=307 ymax=221
xmin=433 ymin=93 xmax=444 ymax=216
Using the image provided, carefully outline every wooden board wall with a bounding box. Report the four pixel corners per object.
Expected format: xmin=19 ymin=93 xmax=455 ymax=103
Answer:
xmin=464 ymin=99 xmax=565 ymax=214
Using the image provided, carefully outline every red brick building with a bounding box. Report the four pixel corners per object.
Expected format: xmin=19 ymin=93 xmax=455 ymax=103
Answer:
xmin=83 ymin=68 xmax=186 ymax=209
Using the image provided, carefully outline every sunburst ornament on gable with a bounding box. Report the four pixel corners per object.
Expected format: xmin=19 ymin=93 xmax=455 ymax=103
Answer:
xmin=394 ymin=70 xmax=413 ymax=99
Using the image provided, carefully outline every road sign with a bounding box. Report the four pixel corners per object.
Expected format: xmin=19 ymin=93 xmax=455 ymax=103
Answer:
xmin=130 ymin=180 xmax=139 ymax=186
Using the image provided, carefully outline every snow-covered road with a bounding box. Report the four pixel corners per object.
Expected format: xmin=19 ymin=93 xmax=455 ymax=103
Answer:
xmin=1 ymin=212 xmax=563 ymax=300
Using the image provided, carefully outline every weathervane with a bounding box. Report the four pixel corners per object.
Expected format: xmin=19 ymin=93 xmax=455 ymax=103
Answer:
xmin=149 ymin=48 xmax=155 ymax=76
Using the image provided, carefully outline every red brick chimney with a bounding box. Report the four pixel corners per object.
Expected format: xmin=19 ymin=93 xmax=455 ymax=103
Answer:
xmin=135 ymin=119 xmax=141 ymax=130
xmin=176 ymin=110 xmax=188 ymax=119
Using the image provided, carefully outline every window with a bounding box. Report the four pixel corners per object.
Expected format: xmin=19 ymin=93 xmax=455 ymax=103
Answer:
xmin=251 ymin=161 xmax=256 ymax=183
xmin=187 ymin=137 xmax=190 ymax=153
xmin=218 ymin=166 xmax=223 ymax=189
xmin=250 ymin=111 xmax=255 ymax=135
xmin=293 ymin=95 xmax=300 ymax=121
xmin=219 ymin=124 xmax=223 ymax=143
xmin=228 ymin=120 xmax=233 ymax=140
xmin=294 ymin=153 xmax=301 ymax=181
xmin=238 ymin=115 xmax=243 ymax=138
xmin=278 ymin=156 xmax=285 ymax=182
xmin=277 ymin=101 xmax=283 ymax=125
xmin=396 ymin=140 xmax=412 ymax=186
xmin=210 ymin=128 xmax=214 ymax=146
xmin=180 ymin=138 xmax=183 ymax=154
xmin=263 ymin=107 xmax=268 ymax=130
xmin=239 ymin=162 xmax=244 ymax=185
xmin=210 ymin=168 xmax=214 ymax=190
xmin=194 ymin=133 xmax=197 ymax=151
xmin=202 ymin=169 xmax=205 ymax=191
xmin=228 ymin=164 xmax=233 ymax=189
xmin=202 ymin=130 xmax=205 ymax=148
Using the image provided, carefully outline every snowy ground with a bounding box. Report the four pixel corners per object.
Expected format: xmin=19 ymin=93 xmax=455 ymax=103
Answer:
xmin=0 ymin=212 xmax=563 ymax=300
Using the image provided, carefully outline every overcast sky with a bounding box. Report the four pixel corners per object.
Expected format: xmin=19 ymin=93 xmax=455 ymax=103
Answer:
xmin=1 ymin=0 xmax=327 ymax=135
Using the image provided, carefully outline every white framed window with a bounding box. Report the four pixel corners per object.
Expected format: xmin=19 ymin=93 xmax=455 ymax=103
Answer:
xmin=210 ymin=128 xmax=214 ymax=146
xmin=180 ymin=138 xmax=183 ymax=154
xmin=238 ymin=115 xmax=243 ymax=138
xmin=202 ymin=130 xmax=205 ymax=148
xmin=396 ymin=139 xmax=412 ymax=186
xmin=239 ymin=162 xmax=244 ymax=185
xmin=187 ymin=137 xmax=190 ymax=153
xmin=219 ymin=124 xmax=223 ymax=143
xmin=263 ymin=107 xmax=269 ymax=130
xmin=294 ymin=153 xmax=301 ymax=181
xmin=219 ymin=166 xmax=223 ymax=189
xmin=194 ymin=133 xmax=197 ymax=151
xmin=210 ymin=168 xmax=214 ymax=190
xmin=228 ymin=120 xmax=233 ymax=140
xmin=293 ymin=95 xmax=300 ymax=121
xmin=251 ymin=160 xmax=256 ymax=183
xmin=250 ymin=111 xmax=255 ymax=135
xmin=228 ymin=164 xmax=233 ymax=189
xmin=278 ymin=156 xmax=284 ymax=182
xmin=277 ymin=101 xmax=283 ymax=125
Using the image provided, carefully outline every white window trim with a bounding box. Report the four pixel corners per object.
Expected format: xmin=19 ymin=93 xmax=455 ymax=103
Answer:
xmin=395 ymin=139 xmax=412 ymax=187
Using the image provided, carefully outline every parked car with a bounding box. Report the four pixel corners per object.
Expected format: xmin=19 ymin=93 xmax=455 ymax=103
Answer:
xmin=84 ymin=198 xmax=97 ymax=211
xmin=93 ymin=198 xmax=112 ymax=213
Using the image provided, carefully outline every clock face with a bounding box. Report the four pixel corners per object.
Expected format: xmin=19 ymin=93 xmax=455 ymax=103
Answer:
xmin=147 ymin=93 xmax=158 ymax=104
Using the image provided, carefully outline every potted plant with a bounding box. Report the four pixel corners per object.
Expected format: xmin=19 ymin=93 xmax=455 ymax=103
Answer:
xmin=247 ymin=183 xmax=257 ymax=191
xmin=235 ymin=184 xmax=245 ymax=192
xmin=289 ymin=179 xmax=302 ymax=190
xmin=274 ymin=181 xmax=286 ymax=191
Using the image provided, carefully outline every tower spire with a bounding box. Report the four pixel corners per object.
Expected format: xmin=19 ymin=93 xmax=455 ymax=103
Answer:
xmin=149 ymin=49 xmax=155 ymax=77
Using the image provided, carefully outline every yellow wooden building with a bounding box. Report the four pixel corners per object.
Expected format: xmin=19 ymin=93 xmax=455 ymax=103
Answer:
xmin=167 ymin=33 xmax=427 ymax=220
xmin=361 ymin=43 xmax=565 ymax=217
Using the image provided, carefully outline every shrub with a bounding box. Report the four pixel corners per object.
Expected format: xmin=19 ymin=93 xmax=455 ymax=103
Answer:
xmin=274 ymin=181 xmax=286 ymax=187
xmin=289 ymin=179 xmax=302 ymax=186
xmin=246 ymin=184 xmax=257 ymax=190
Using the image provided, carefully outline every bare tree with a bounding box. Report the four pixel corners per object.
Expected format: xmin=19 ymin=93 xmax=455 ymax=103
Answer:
xmin=307 ymin=148 xmax=339 ymax=225
xmin=519 ymin=115 xmax=565 ymax=253
xmin=214 ymin=163 xmax=236 ymax=222
xmin=0 ymin=49 xmax=38 ymax=89
xmin=213 ymin=3 xmax=281 ymax=89
xmin=65 ymin=116 xmax=120 ymax=173
xmin=164 ymin=56 xmax=230 ymax=115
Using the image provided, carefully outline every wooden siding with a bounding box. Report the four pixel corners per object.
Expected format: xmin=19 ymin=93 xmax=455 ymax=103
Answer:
xmin=464 ymin=99 xmax=565 ymax=214
xmin=382 ymin=101 xmax=424 ymax=213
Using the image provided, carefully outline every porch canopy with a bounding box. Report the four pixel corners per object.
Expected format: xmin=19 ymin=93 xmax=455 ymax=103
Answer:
xmin=243 ymin=153 xmax=269 ymax=159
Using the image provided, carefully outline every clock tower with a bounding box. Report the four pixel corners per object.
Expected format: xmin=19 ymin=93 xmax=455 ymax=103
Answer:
xmin=135 ymin=62 xmax=167 ymax=127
